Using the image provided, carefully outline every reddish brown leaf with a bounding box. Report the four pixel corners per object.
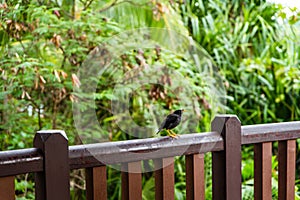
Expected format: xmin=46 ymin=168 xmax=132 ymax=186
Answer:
xmin=71 ymin=74 xmax=81 ymax=88
xmin=25 ymin=92 xmax=31 ymax=100
xmin=39 ymin=75 xmax=46 ymax=84
xmin=61 ymin=70 xmax=68 ymax=79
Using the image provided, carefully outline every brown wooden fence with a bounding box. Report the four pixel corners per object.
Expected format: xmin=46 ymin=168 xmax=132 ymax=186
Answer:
xmin=0 ymin=115 xmax=299 ymax=200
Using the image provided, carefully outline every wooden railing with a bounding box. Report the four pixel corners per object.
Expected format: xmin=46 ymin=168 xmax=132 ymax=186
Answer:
xmin=0 ymin=115 xmax=299 ymax=200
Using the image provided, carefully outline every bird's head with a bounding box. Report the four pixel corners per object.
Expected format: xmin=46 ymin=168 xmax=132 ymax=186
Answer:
xmin=173 ymin=109 xmax=184 ymax=116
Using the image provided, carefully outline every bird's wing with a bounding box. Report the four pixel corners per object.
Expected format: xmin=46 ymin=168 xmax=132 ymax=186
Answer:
xmin=157 ymin=114 xmax=179 ymax=134
xmin=163 ymin=114 xmax=179 ymax=128
xmin=157 ymin=118 xmax=167 ymax=131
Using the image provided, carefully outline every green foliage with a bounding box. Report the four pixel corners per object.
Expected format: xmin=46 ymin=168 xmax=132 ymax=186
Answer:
xmin=15 ymin=175 xmax=35 ymax=200
xmin=180 ymin=0 xmax=300 ymax=124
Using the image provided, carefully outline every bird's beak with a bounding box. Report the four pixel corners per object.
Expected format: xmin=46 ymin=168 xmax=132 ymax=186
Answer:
xmin=182 ymin=109 xmax=185 ymax=112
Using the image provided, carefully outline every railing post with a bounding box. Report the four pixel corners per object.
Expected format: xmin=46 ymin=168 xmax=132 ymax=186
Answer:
xmin=33 ymin=130 xmax=70 ymax=200
xmin=211 ymin=115 xmax=241 ymax=200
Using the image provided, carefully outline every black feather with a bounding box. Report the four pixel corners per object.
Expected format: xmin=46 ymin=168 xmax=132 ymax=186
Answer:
xmin=156 ymin=109 xmax=183 ymax=134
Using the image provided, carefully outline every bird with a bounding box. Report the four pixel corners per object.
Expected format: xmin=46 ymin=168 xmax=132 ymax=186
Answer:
xmin=156 ymin=109 xmax=184 ymax=138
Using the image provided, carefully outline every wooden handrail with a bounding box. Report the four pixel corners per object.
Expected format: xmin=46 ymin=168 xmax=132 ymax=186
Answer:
xmin=69 ymin=131 xmax=223 ymax=169
xmin=242 ymin=121 xmax=300 ymax=144
xmin=0 ymin=148 xmax=43 ymax=177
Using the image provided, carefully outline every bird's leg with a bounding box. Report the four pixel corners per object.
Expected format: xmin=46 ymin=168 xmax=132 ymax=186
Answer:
xmin=167 ymin=130 xmax=178 ymax=138
xmin=166 ymin=130 xmax=172 ymax=137
xmin=170 ymin=130 xmax=179 ymax=138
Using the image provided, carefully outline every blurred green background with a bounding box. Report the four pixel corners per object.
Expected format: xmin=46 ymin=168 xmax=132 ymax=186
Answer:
xmin=1 ymin=0 xmax=300 ymax=199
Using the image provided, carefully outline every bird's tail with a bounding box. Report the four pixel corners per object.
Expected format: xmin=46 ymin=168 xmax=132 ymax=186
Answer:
xmin=156 ymin=129 xmax=161 ymax=135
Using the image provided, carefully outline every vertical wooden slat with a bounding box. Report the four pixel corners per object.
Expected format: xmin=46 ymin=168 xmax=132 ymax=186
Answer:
xmin=278 ymin=140 xmax=296 ymax=200
xmin=34 ymin=130 xmax=70 ymax=200
xmin=211 ymin=115 xmax=242 ymax=200
xmin=0 ymin=176 xmax=15 ymax=200
xmin=154 ymin=157 xmax=174 ymax=200
xmin=121 ymin=163 xmax=129 ymax=200
xmin=86 ymin=166 xmax=107 ymax=200
xmin=254 ymin=142 xmax=272 ymax=200
xmin=212 ymin=150 xmax=225 ymax=199
xmin=128 ymin=162 xmax=142 ymax=200
xmin=121 ymin=161 xmax=142 ymax=200
xmin=186 ymin=154 xmax=205 ymax=200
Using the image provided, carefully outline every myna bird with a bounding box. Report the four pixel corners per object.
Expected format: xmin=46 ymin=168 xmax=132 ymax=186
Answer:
xmin=156 ymin=109 xmax=184 ymax=138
